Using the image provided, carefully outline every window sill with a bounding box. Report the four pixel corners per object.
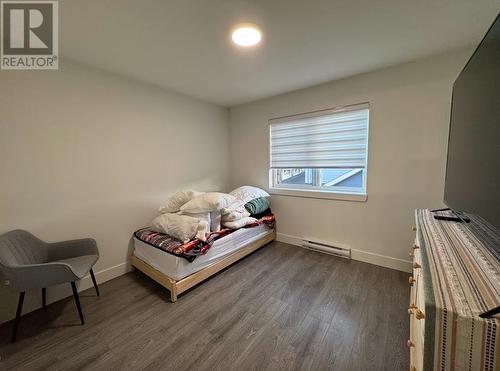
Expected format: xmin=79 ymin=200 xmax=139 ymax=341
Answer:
xmin=268 ymin=187 xmax=368 ymax=202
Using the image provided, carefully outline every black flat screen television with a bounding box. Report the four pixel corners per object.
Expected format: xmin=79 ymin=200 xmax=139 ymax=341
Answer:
xmin=443 ymin=13 xmax=500 ymax=231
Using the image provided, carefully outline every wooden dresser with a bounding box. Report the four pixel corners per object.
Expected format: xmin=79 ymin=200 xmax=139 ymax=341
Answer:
xmin=409 ymin=209 xmax=499 ymax=371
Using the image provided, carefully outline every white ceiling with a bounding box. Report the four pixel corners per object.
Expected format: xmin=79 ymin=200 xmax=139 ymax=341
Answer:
xmin=60 ymin=0 xmax=500 ymax=107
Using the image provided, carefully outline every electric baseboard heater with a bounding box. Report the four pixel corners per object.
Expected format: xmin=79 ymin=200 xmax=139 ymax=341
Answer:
xmin=302 ymin=239 xmax=351 ymax=259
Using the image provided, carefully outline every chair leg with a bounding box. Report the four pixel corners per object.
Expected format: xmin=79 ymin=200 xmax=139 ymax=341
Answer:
xmin=12 ymin=292 xmax=25 ymax=343
xmin=89 ymin=269 xmax=100 ymax=297
xmin=42 ymin=288 xmax=46 ymax=310
xmin=70 ymin=282 xmax=85 ymax=325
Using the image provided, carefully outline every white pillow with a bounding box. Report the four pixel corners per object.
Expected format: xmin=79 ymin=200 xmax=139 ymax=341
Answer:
xmin=229 ymin=186 xmax=269 ymax=204
xmin=222 ymin=209 xmax=250 ymax=222
xmin=223 ymin=216 xmax=258 ymax=229
xmin=151 ymin=213 xmax=200 ymax=243
xmin=210 ymin=210 xmax=222 ymax=232
xmin=195 ymin=220 xmax=209 ymax=241
xmin=221 ymin=200 xmax=248 ymax=222
xmin=182 ymin=210 xmax=220 ymax=232
xmin=180 ymin=192 xmax=236 ymax=213
xmin=178 ymin=211 xmax=211 ymax=226
xmin=158 ymin=190 xmax=203 ymax=214
xmin=221 ymin=200 xmax=246 ymax=215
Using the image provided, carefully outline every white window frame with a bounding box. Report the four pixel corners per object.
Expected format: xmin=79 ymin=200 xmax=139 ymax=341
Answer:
xmin=268 ymin=103 xmax=369 ymax=202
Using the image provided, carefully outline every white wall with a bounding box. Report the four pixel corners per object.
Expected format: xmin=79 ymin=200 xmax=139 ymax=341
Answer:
xmin=228 ymin=49 xmax=472 ymax=272
xmin=0 ymin=60 xmax=229 ymax=323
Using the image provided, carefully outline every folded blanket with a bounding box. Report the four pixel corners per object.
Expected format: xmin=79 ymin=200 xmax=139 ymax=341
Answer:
xmin=134 ymin=214 xmax=275 ymax=262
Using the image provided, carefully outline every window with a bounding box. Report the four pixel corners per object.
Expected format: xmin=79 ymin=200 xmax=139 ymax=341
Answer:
xmin=269 ymin=103 xmax=369 ymax=201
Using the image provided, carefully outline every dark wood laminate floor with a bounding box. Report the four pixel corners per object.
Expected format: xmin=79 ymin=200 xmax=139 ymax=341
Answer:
xmin=0 ymin=242 xmax=410 ymax=371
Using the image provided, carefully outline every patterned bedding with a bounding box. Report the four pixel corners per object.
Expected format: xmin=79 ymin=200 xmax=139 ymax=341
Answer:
xmin=134 ymin=214 xmax=275 ymax=262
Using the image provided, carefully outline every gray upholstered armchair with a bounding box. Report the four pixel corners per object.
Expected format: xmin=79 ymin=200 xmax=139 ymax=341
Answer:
xmin=0 ymin=229 xmax=100 ymax=342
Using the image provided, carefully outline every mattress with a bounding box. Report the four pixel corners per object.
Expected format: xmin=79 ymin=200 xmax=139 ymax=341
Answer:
xmin=133 ymin=224 xmax=273 ymax=280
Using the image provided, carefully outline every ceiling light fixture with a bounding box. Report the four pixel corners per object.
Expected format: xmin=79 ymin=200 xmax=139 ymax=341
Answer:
xmin=231 ymin=24 xmax=262 ymax=47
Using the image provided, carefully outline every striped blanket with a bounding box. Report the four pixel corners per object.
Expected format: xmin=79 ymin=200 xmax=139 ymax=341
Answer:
xmin=134 ymin=214 xmax=275 ymax=262
xmin=416 ymin=209 xmax=499 ymax=371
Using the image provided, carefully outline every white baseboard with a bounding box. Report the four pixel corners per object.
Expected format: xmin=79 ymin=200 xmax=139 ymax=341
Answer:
xmin=77 ymin=262 xmax=130 ymax=292
xmin=350 ymin=248 xmax=411 ymax=273
xmin=275 ymin=232 xmax=302 ymax=246
xmin=276 ymin=232 xmax=411 ymax=273
xmin=43 ymin=262 xmax=131 ymax=306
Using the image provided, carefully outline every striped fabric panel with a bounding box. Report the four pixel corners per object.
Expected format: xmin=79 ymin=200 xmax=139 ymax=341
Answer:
xmin=416 ymin=209 xmax=499 ymax=371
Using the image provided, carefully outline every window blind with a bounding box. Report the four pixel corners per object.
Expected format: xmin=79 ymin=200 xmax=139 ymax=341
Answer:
xmin=269 ymin=104 xmax=369 ymax=169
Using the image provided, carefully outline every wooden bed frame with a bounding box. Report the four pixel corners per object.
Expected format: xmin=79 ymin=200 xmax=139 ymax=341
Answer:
xmin=130 ymin=230 xmax=276 ymax=302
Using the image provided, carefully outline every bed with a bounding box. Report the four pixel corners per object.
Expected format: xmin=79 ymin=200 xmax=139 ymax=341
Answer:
xmin=130 ymin=221 xmax=275 ymax=302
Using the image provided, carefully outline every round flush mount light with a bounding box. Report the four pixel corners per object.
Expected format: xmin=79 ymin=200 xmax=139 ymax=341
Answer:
xmin=231 ymin=24 xmax=262 ymax=47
